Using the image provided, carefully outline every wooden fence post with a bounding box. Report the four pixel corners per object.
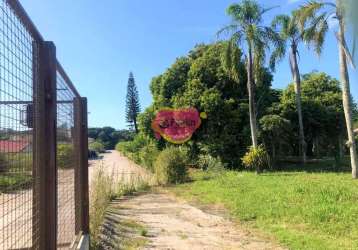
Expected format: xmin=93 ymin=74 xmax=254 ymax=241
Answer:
xmin=33 ymin=41 xmax=57 ymax=249
xmin=74 ymin=97 xmax=89 ymax=235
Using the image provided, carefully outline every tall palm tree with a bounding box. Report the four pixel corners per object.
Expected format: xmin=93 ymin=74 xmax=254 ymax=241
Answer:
xmin=298 ymin=0 xmax=358 ymax=178
xmin=271 ymin=12 xmax=308 ymax=164
xmin=218 ymin=0 xmax=284 ymax=149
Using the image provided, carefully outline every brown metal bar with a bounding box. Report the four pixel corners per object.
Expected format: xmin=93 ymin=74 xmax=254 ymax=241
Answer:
xmin=74 ymin=97 xmax=89 ymax=235
xmin=74 ymin=97 xmax=81 ymax=235
xmin=33 ymin=41 xmax=57 ymax=249
xmin=6 ymin=0 xmax=44 ymax=42
xmin=56 ymin=61 xmax=81 ymax=98
xmin=81 ymin=97 xmax=89 ymax=234
xmin=32 ymin=41 xmax=39 ymax=250
xmin=0 ymin=100 xmax=74 ymax=104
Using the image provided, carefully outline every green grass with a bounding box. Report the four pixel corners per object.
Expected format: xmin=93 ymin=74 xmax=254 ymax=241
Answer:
xmin=170 ymin=170 xmax=358 ymax=250
xmin=0 ymin=173 xmax=31 ymax=192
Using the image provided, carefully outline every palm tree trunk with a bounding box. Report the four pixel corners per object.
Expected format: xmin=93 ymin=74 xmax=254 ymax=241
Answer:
xmin=337 ymin=19 xmax=358 ymax=179
xmin=247 ymin=43 xmax=258 ymax=149
xmin=289 ymin=44 xmax=307 ymax=164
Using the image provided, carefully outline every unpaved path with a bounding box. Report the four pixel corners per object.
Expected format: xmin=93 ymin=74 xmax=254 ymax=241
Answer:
xmin=89 ymin=150 xmax=149 ymax=187
xmin=93 ymin=151 xmax=285 ymax=250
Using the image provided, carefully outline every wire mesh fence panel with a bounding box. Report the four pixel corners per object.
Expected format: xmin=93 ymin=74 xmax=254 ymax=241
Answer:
xmin=0 ymin=0 xmax=37 ymax=249
xmin=56 ymin=70 xmax=77 ymax=249
xmin=0 ymin=1 xmax=87 ymax=248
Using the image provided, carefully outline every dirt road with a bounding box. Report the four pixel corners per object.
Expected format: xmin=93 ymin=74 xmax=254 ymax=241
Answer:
xmin=92 ymin=151 xmax=284 ymax=250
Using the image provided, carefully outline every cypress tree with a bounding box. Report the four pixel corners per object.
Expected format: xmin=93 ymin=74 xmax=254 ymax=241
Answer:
xmin=125 ymin=72 xmax=141 ymax=133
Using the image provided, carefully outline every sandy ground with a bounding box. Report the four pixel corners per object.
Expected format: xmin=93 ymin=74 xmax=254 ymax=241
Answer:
xmin=92 ymin=151 xmax=285 ymax=250
xmin=89 ymin=150 xmax=150 ymax=188
xmin=0 ymin=169 xmax=76 ymax=250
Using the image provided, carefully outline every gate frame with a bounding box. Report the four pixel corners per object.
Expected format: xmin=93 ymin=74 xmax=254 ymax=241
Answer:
xmin=33 ymin=41 xmax=58 ymax=250
xmin=6 ymin=0 xmax=90 ymax=248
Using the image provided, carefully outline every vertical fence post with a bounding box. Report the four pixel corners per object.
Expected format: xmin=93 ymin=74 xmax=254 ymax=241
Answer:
xmin=33 ymin=41 xmax=57 ymax=249
xmin=81 ymin=98 xmax=89 ymax=235
xmin=74 ymin=97 xmax=89 ymax=236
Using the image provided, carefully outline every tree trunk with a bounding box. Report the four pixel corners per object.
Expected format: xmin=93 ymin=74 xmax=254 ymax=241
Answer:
xmin=246 ymin=43 xmax=258 ymax=149
xmin=289 ymin=44 xmax=307 ymax=164
xmin=337 ymin=18 xmax=358 ymax=179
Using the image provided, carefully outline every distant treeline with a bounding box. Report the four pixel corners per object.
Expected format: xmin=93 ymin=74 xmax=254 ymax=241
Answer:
xmin=88 ymin=127 xmax=134 ymax=150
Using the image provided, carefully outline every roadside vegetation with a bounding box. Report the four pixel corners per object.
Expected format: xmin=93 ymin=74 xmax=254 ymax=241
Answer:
xmin=89 ymin=163 xmax=151 ymax=249
xmin=113 ymin=0 xmax=358 ymax=249
xmin=0 ymin=153 xmax=32 ymax=192
xmin=89 ymin=127 xmax=134 ymax=150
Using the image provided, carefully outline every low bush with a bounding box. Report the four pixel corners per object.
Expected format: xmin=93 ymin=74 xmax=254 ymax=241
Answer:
xmin=89 ymin=141 xmax=105 ymax=154
xmin=116 ymin=134 xmax=159 ymax=172
xmin=0 ymin=173 xmax=32 ymax=192
xmin=57 ymin=144 xmax=74 ymax=169
xmin=154 ymin=147 xmax=189 ymax=185
xmin=241 ymin=145 xmax=270 ymax=173
xmin=198 ymin=154 xmax=225 ymax=172
xmin=138 ymin=142 xmax=159 ymax=172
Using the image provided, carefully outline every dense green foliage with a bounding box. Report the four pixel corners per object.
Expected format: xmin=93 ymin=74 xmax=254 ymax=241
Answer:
xmin=89 ymin=141 xmax=105 ymax=154
xmin=278 ymin=73 xmax=347 ymax=158
xmin=116 ymin=134 xmax=159 ymax=171
xmin=139 ymin=42 xmax=275 ymax=167
xmin=126 ymin=72 xmax=141 ymax=133
xmin=57 ymin=144 xmax=74 ymax=169
xmin=89 ymin=127 xmax=133 ymax=150
xmin=129 ymin=41 xmax=352 ymax=169
xmin=171 ymin=168 xmax=358 ymax=250
xmin=154 ymin=147 xmax=188 ymax=185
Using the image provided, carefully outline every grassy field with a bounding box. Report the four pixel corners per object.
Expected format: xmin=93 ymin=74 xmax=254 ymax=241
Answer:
xmin=170 ymin=169 xmax=358 ymax=250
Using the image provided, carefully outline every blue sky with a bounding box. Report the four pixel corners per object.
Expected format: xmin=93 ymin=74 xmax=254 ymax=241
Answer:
xmin=20 ymin=0 xmax=357 ymax=129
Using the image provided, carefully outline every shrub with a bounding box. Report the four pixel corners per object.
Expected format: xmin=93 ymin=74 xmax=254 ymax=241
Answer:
xmin=154 ymin=147 xmax=188 ymax=185
xmin=89 ymin=141 xmax=105 ymax=153
xmin=116 ymin=134 xmax=160 ymax=171
xmin=57 ymin=144 xmax=74 ymax=169
xmin=241 ymin=145 xmax=270 ymax=173
xmin=198 ymin=154 xmax=225 ymax=172
xmin=138 ymin=142 xmax=159 ymax=172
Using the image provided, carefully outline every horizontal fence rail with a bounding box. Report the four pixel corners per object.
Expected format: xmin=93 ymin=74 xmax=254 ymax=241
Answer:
xmin=0 ymin=0 xmax=89 ymax=249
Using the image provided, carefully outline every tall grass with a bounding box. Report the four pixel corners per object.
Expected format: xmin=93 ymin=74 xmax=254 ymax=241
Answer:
xmin=89 ymin=163 xmax=151 ymax=249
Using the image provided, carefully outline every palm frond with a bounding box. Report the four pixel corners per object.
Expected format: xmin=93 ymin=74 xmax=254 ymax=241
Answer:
xmin=222 ymin=40 xmax=243 ymax=82
xmin=272 ymin=14 xmax=291 ymax=38
xmin=296 ymin=1 xmax=325 ymax=29
xmin=216 ymin=24 xmax=241 ymax=39
xmin=313 ymin=18 xmax=329 ymax=55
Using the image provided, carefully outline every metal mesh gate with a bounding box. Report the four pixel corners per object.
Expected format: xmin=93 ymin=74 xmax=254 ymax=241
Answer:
xmin=0 ymin=0 xmax=89 ymax=249
xmin=0 ymin=1 xmax=37 ymax=248
xmin=56 ymin=71 xmax=76 ymax=248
